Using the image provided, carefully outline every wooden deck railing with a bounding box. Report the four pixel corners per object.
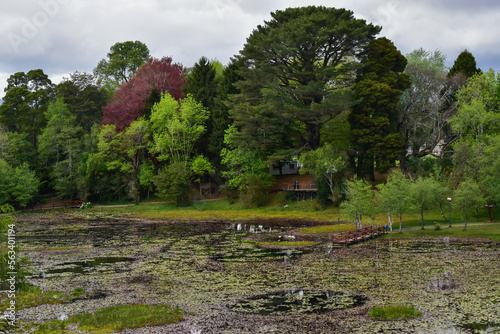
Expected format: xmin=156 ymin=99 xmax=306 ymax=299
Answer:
xmin=282 ymin=183 xmax=318 ymax=191
xmin=331 ymin=225 xmax=386 ymax=245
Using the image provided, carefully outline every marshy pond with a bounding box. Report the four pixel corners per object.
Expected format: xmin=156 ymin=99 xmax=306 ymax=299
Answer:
xmin=8 ymin=212 xmax=500 ymax=333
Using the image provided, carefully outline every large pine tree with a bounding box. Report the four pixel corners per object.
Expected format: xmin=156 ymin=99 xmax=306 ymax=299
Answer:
xmin=231 ymin=6 xmax=380 ymax=155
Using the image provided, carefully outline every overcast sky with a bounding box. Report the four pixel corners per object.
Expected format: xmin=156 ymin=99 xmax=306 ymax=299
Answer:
xmin=1 ymin=0 xmax=499 ymax=97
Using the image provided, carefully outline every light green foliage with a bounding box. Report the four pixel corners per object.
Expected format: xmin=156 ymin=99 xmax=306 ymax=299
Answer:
xmin=138 ymin=161 xmax=155 ymax=199
xmin=0 ymin=204 xmax=14 ymax=234
xmin=299 ymin=143 xmax=347 ymax=203
xmin=0 ymin=159 xmax=39 ymax=207
xmin=478 ymin=135 xmax=500 ymax=204
xmin=0 ymin=131 xmax=36 ymax=168
xmin=450 ymin=69 xmax=500 ymax=139
xmin=191 ymin=155 xmax=214 ymax=182
xmin=221 ymin=125 xmax=274 ymax=206
xmin=409 ymin=176 xmax=442 ymax=229
xmin=150 ymin=93 xmax=209 ymax=164
xmin=340 ymin=177 xmax=374 ymax=227
xmin=149 ymin=93 xmax=210 ymax=205
xmin=39 ymin=98 xmax=82 ymax=160
xmin=453 ymin=180 xmax=485 ymax=230
xmin=376 ymin=171 xmax=412 ymax=232
xmin=98 ymin=119 xmax=150 ymax=204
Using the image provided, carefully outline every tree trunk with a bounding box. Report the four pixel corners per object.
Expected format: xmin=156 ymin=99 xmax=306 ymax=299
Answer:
xmin=463 ymin=208 xmax=468 ymax=231
xmin=439 ymin=202 xmax=448 ymax=221
xmin=399 ymin=213 xmax=402 ymax=233
xmin=420 ymin=208 xmax=425 ymax=229
xmin=306 ymin=123 xmax=321 ymax=150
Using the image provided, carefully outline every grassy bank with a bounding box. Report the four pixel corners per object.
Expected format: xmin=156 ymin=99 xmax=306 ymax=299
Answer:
xmin=84 ymin=198 xmax=500 ymax=241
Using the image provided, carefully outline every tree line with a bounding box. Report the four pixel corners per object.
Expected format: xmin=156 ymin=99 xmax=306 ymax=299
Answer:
xmin=0 ymin=6 xmax=498 ymax=220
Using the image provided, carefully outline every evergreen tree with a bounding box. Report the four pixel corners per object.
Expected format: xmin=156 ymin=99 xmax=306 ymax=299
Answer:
xmin=232 ymin=6 xmax=380 ymax=156
xmin=349 ymin=38 xmax=411 ymax=180
xmin=184 ymin=57 xmax=219 ymax=162
xmin=448 ymin=49 xmax=481 ymax=78
xmin=38 ymin=98 xmax=83 ymax=199
xmin=0 ymin=70 xmax=54 ymax=147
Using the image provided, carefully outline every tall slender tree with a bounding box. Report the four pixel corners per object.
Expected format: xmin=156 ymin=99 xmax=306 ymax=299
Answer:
xmin=349 ymin=38 xmax=411 ymax=180
xmin=184 ymin=57 xmax=220 ymax=162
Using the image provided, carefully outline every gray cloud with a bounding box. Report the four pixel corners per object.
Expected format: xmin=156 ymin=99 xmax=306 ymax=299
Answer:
xmin=1 ymin=0 xmax=499 ymax=96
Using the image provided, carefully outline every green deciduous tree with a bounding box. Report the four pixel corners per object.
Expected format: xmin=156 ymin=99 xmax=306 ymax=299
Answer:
xmin=0 ymin=159 xmax=39 ymax=208
xmin=453 ymin=179 xmax=485 ymax=231
xmin=149 ymin=93 xmax=210 ymax=205
xmin=408 ymin=176 xmax=442 ymax=229
xmin=232 ymin=6 xmax=379 ymax=154
xmin=349 ymin=38 xmax=411 ymax=180
xmin=0 ymin=130 xmax=36 ymax=168
xmin=478 ymin=134 xmax=500 ymax=206
xmin=97 ymin=119 xmax=150 ymax=204
xmin=299 ymin=143 xmax=347 ymax=206
xmin=221 ymin=125 xmax=274 ymax=207
xmin=449 ymin=69 xmax=500 ymax=140
xmin=340 ymin=176 xmax=374 ymax=228
xmin=56 ymin=71 xmax=107 ymax=134
xmin=94 ymin=41 xmax=150 ymax=87
xmin=376 ymin=170 xmax=412 ymax=232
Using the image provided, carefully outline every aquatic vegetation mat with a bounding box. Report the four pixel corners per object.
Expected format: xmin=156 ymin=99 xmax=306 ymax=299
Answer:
xmin=9 ymin=213 xmax=500 ymax=333
xmin=231 ymin=290 xmax=365 ymax=315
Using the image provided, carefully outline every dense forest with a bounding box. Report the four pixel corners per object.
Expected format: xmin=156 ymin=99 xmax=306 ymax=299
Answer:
xmin=0 ymin=6 xmax=498 ymax=220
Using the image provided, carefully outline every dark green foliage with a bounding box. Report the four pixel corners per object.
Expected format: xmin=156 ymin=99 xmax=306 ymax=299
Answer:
xmin=94 ymin=40 xmax=151 ymax=86
xmin=232 ymin=6 xmax=380 ymax=154
xmin=448 ymin=49 xmax=481 ymax=78
xmin=184 ymin=56 xmax=218 ymax=109
xmin=209 ymin=61 xmax=241 ymax=166
xmin=0 ymin=70 xmax=54 ymax=147
xmin=56 ymin=72 xmax=107 ymax=134
xmin=316 ymin=176 xmax=331 ymax=208
xmin=349 ymin=38 xmax=411 ymax=179
xmin=184 ymin=57 xmax=219 ymax=162
xmin=1 ymin=131 xmax=37 ymax=168
xmin=154 ymin=162 xmax=192 ymax=207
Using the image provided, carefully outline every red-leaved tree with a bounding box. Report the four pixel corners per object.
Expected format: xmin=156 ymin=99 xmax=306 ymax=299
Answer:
xmin=102 ymin=57 xmax=186 ymax=129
